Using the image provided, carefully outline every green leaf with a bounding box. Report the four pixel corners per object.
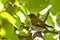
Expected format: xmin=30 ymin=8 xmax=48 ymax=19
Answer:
xmin=56 ymin=12 xmax=60 ymax=26
xmin=6 ymin=3 xmax=20 ymax=15
xmin=24 ymin=0 xmax=49 ymax=15
xmin=39 ymin=13 xmax=55 ymax=27
xmin=18 ymin=26 xmax=29 ymax=37
xmin=1 ymin=11 xmax=21 ymax=29
xmin=39 ymin=14 xmax=47 ymax=21
xmin=25 ymin=16 xmax=31 ymax=27
xmin=44 ymin=33 xmax=55 ymax=40
xmin=15 ymin=16 xmax=21 ymax=29
xmin=1 ymin=12 xmax=16 ymax=26
xmin=19 ymin=29 xmax=28 ymax=37
xmin=6 ymin=33 xmax=18 ymax=40
xmin=46 ymin=14 xmax=55 ymax=27
xmin=0 ymin=16 xmax=2 ymax=26
xmin=0 ymin=27 xmax=6 ymax=38
xmin=1 ymin=18 xmax=18 ymax=40
xmin=59 ymin=32 xmax=60 ymax=40
xmin=14 ymin=0 xmax=27 ymax=14
xmin=1 ymin=0 xmax=16 ymax=4
xmin=5 ymin=2 xmax=22 ymax=29
xmin=50 ymin=0 xmax=60 ymax=15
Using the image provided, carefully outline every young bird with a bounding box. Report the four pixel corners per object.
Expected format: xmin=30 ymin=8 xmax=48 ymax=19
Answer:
xmin=28 ymin=14 xmax=53 ymax=31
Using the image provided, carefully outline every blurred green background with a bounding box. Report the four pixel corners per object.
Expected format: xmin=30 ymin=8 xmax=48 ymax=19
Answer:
xmin=0 ymin=0 xmax=60 ymax=40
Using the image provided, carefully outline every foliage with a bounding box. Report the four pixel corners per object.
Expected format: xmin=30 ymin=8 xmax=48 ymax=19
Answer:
xmin=0 ymin=0 xmax=60 ymax=40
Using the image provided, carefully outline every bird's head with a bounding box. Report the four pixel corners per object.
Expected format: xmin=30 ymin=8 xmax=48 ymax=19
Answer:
xmin=28 ymin=14 xmax=37 ymax=18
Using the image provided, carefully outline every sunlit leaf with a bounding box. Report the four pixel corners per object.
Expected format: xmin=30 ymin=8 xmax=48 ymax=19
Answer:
xmin=22 ymin=29 xmax=28 ymax=34
xmin=0 ymin=27 xmax=6 ymax=37
xmin=14 ymin=1 xmax=27 ymax=14
xmin=1 ymin=12 xmax=16 ymax=26
xmin=4 ymin=2 xmax=21 ymax=29
xmin=14 ymin=0 xmax=20 ymax=7
xmin=0 ymin=2 xmax=4 ymax=12
xmin=19 ymin=31 xmax=28 ymax=37
xmin=0 ymin=16 xmax=2 ymax=25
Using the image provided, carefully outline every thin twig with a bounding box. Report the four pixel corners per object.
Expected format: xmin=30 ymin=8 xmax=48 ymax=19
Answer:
xmin=44 ymin=10 xmax=49 ymax=22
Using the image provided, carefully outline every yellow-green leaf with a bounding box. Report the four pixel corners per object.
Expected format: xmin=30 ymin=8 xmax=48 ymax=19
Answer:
xmin=1 ymin=12 xmax=16 ymax=26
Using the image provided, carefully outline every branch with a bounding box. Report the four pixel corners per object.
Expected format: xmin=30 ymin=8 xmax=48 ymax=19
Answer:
xmin=44 ymin=11 xmax=49 ymax=22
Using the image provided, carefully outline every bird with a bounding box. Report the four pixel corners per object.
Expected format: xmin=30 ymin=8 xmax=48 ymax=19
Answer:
xmin=28 ymin=14 xmax=53 ymax=31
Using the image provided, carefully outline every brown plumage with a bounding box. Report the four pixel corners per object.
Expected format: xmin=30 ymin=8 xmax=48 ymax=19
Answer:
xmin=28 ymin=14 xmax=53 ymax=31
